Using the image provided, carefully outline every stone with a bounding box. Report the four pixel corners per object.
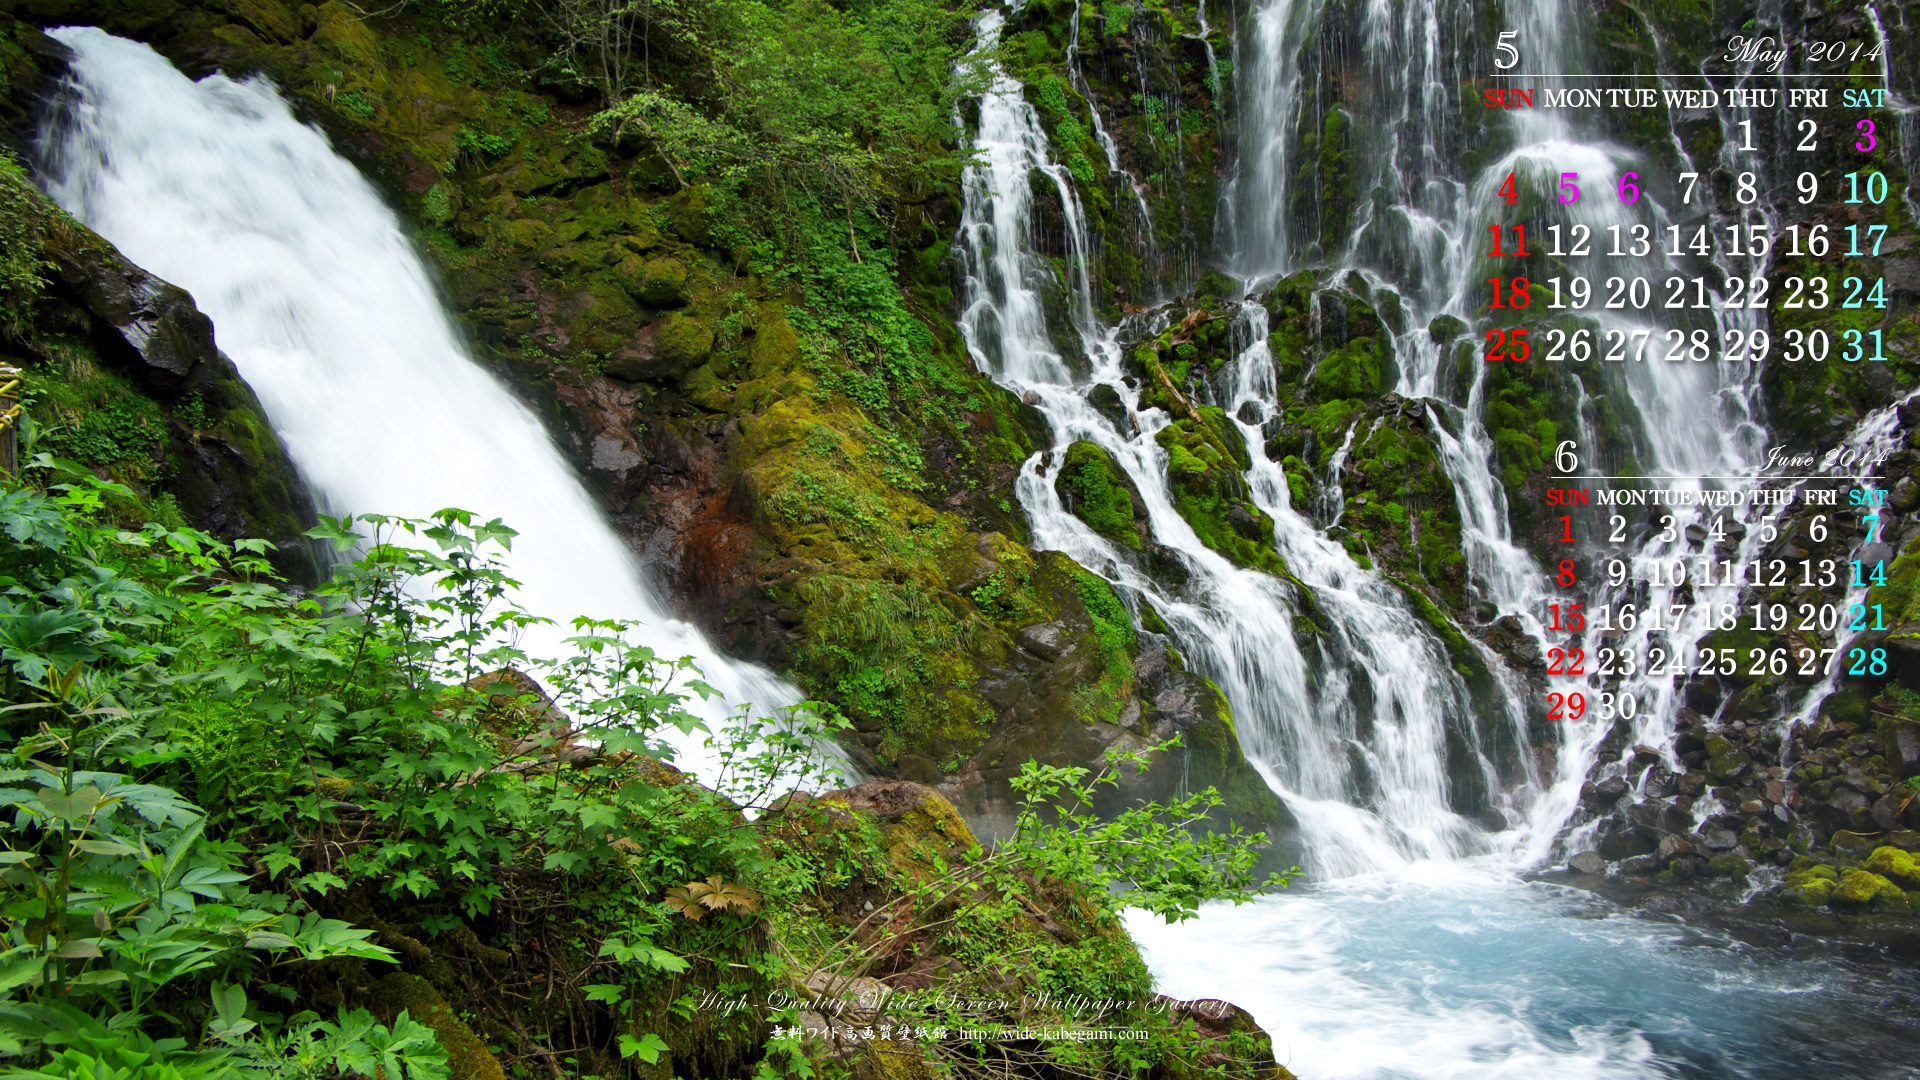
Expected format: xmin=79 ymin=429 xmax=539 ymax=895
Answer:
xmin=1830 ymin=868 xmax=1903 ymax=908
xmin=1892 ymin=475 xmax=1920 ymax=514
xmin=604 ymin=314 xmax=713 ymax=381
xmin=1625 ymin=799 xmax=1666 ymax=830
xmin=1704 ymin=735 xmax=1752 ymax=782
xmin=1879 ymin=716 xmax=1920 ymax=779
xmin=1829 ymin=787 xmax=1870 ymax=813
xmin=1427 ymin=314 xmax=1467 ymax=343
xmin=1873 ymin=794 xmax=1906 ymax=831
xmin=1865 ymin=845 xmax=1920 ymax=889
xmin=819 ymin=781 xmax=979 ymax=866
xmin=1569 ymin=851 xmax=1605 ymax=874
xmin=1780 ymin=879 xmax=1834 ymax=907
xmin=620 ymin=255 xmax=690 ymax=307
xmin=1643 ymin=767 xmax=1678 ymax=799
xmin=1014 ymin=621 xmax=1073 ymax=661
xmin=1584 ymin=775 xmax=1629 ymax=809
xmin=1597 ymin=817 xmax=1656 ymax=860
xmin=1702 ymin=828 xmax=1738 ymax=851
xmin=589 ymin=434 xmax=642 ymax=473
xmin=1656 ymin=834 xmax=1694 ymax=862
xmin=1706 ymin=853 xmax=1751 ymax=879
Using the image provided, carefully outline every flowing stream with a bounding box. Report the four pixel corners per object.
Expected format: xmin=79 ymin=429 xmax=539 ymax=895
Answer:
xmin=36 ymin=28 xmax=806 ymax=773
xmin=957 ymin=1 xmax=1920 ymax=1076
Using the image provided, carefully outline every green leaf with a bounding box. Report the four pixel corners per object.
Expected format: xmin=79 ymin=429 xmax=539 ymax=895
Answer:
xmin=619 ymin=1032 xmax=670 ymax=1063
xmin=0 ymin=949 xmax=47 ymax=991
xmin=49 ymin=939 xmax=103 ymax=959
xmin=37 ymin=784 xmax=103 ymax=822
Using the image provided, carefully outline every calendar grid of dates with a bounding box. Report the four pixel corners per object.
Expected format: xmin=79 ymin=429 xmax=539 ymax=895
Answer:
xmin=1478 ymin=38 xmax=1906 ymax=764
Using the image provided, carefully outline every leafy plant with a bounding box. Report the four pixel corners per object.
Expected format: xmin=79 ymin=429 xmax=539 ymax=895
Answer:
xmin=0 ymin=153 xmax=56 ymax=339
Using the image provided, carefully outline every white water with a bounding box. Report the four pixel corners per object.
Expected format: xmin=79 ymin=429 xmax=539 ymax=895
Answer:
xmin=38 ymin=28 xmax=805 ymax=773
xmin=957 ymin=12 xmax=1504 ymax=876
xmin=954 ymin=0 xmax=1919 ymax=1075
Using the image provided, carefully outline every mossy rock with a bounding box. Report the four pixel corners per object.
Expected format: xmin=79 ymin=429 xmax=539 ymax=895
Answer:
xmin=1702 ymin=733 xmax=1754 ymax=781
xmin=657 ymin=313 xmax=714 ymax=369
xmin=1831 ymin=868 xmax=1907 ymax=909
xmin=620 ymin=254 xmax=691 ymax=307
xmin=1311 ymin=337 xmax=1385 ymax=399
xmin=1155 ymin=416 xmax=1287 ymax=576
xmin=1055 ymin=440 xmax=1143 ymax=550
xmin=608 ymin=313 xmax=715 ymax=381
xmin=1427 ymin=314 xmax=1467 ymax=343
xmin=1780 ymin=878 xmax=1833 ymax=907
xmin=820 ymin=781 xmax=978 ymax=878
xmin=365 ymin=972 xmax=505 ymax=1080
xmin=1706 ymin=853 xmax=1750 ymax=879
xmin=1865 ymin=845 xmax=1920 ymax=889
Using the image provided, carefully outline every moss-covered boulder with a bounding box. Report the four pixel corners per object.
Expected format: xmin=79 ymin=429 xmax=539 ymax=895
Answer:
xmin=1780 ymin=877 xmax=1835 ymax=907
xmin=1703 ymin=733 xmax=1755 ymax=782
xmin=1866 ymin=845 xmax=1920 ymax=889
xmin=1156 ymin=412 xmax=1286 ymax=576
xmin=1055 ymin=439 xmax=1144 ymax=549
xmin=620 ymin=253 xmax=690 ymax=307
xmin=1831 ymin=868 xmax=1908 ymax=910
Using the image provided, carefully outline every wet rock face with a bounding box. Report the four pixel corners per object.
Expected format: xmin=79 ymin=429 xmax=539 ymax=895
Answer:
xmin=41 ymin=228 xmax=315 ymax=565
xmin=0 ymin=52 xmax=317 ymax=580
xmin=1560 ymin=694 xmax=1920 ymax=918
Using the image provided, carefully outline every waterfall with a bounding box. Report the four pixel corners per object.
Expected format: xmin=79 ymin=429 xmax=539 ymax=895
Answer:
xmin=956 ymin=10 xmax=1512 ymax=877
xmin=956 ymin=0 xmax=1917 ymax=1072
xmin=36 ymin=28 xmax=804 ymax=762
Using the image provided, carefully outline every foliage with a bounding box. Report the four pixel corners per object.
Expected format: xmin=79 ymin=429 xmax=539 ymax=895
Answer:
xmin=767 ymin=738 xmax=1294 ymax=1078
xmin=0 ymin=446 xmax=1283 ymax=1076
xmin=578 ymin=0 xmax=982 ymax=225
xmin=0 ymin=469 xmax=849 ymax=1072
xmin=0 ymin=153 xmax=55 ymax=339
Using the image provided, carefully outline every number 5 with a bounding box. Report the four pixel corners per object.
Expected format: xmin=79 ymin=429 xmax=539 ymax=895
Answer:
xmin=1497 ymin=31 xmax=1520 ymax=70
xmin=1558 ymin=172 xmax=1581 ymax=204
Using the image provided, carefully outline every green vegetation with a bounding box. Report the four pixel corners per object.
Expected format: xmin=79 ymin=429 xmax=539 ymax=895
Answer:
xmin=1056 ymin=441 xmax=1142 ymax=549
xmin=0 ymin=152 xmax=54 ymax=337
xmin=0 ymin=466 xmax=1288 ymax=1076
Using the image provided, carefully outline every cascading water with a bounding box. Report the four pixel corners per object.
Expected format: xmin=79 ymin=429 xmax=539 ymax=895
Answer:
xmin=957 ymin=10 xmax=1510 ymax=877
xmin=956 ymin=0 xmax=1920 ymax=1074
xmin=37 ymin=28 xmax=806 ymax=771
